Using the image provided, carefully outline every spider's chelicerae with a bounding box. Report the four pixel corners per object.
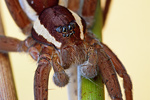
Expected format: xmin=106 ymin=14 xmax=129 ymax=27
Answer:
xmin=0 ymin=0 xmax=133 ymax=100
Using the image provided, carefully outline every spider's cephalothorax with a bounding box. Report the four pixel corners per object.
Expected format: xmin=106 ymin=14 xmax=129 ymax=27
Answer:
xmin=32 ymin=5 xmax=86 ymax=49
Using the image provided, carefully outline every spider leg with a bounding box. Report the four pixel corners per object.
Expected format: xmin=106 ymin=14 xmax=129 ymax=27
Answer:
xmin=0 ymin=35 xmax=35 ymax=52
xmin=79 ymin=46 xmax=99 ymax=78
xmin=102 ymin=43 xmax=133 ymax=100
xmin=0 ymin=35 xmax=27 ymax=52
xmin=0 ymin=35 xmax=42 ymax=61
xmin=80 ymin=0 xmax=98 ymax=28
xmin=96 ymin=44 xmax=123 ymax=100
xmin=0 ymin=35 xmax=21 ymax=52
xmin=68 ymin=0 xmax=80 ymax=12
xmin=34 ymin=46 xmax=54 ymax=100
xmin=103 ymin=0 xmax=112 ymax=27
xmin=5 ymin=0 xmax=32 ymax=35
xmin=34 ymin=58 xmax=51 ymax=100
xmin=68 ymin=0 xmax=98 ymax=28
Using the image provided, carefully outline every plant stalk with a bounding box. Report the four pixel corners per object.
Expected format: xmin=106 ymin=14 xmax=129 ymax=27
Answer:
xmin=0 ymin=2 xmax=18 ymax=100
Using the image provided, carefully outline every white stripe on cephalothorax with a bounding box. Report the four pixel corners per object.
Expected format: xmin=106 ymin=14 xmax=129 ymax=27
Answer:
xmin=69 ymin=10 xmax=84 ymax=40
xmin=19 ymin=0 xmax=38 ymax=21
xmin=33 ymin=18 xmax=62 ymax=48
xmin=58 ymin=0 xmax=68 ymax=7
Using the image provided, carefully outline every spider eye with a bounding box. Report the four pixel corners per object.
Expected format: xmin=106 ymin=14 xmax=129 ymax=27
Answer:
xmin=70 ymin=31 xmax=75 ymax=35
xmin=70 ymin=22 xmax=76 ymax=28
xmin=66 ymin=34 xmax=69 ymax=37
xmin=68 ymin=25 xmax=73 ymax=31
xmin=56 ymin=26 xmax=62 ymax=33
xmin=62 ymin=26 xmax=67 ymax=33
xmin=62 ymin=34 xmax=66 ymax=37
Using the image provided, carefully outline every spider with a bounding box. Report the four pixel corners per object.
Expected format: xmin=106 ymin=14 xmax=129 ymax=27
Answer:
xmin=0 ymin=0 xmax=133 ymax=100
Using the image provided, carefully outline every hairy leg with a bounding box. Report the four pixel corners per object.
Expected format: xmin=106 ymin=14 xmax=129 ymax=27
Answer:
xmin=103 ymin=0 xmax=112 ymax=27
xmin=102 ymin=43 xmax=133 ymax=100
xmin=0 ymin=35 xmax=23 ymax=52
xmin=68 ymin=0 xmax=97 ymax=28
xmin=34 ymin=58 xmax=51 ymax=100
xmin=0 ymin=35 xmax=42 ymax=61
xmin=34 ymin=45 xmax=55 ymax=100
xmin=5 ymin=0 xmax=32 ymax=34
xmin=96 ymin=44 xmax=123 ymax=100
xmin=0 ymin=35 xmax=35 ymax=52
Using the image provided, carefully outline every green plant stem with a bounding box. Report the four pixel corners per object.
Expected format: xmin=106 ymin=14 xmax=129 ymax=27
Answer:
xmin=80 ymin=1 xmax=104 ymax=100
